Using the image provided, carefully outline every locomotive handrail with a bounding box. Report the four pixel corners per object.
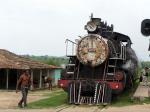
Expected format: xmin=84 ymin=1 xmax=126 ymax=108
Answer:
xmin=65 ymin=39 xmax=77 ymax=45
xmin=65 ymin=39 xmax=77 ymax=56
xmin=120 ymin=42 xmax=126 ymax=60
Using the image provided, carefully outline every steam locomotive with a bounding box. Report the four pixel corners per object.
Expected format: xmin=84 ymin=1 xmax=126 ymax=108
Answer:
xmin=58 ymin=15 xmax=138 ymax=104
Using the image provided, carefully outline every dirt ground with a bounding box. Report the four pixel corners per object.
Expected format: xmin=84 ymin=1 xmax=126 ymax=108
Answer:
xmin=0 ymin=90 xmax=49 ymax=109
xmin=0 ymin=105 xmax=150 ymax=112
xmin=0 ymin=90 xmax=150 ymax=112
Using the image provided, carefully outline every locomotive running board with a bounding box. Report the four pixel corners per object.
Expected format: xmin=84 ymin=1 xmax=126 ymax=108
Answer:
xmin=68 ymin=82 xmax=112 ymax=105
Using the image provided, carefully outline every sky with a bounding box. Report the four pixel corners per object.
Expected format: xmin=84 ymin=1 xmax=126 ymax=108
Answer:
xmin=0 ymin=0 xmax=150 ymax=61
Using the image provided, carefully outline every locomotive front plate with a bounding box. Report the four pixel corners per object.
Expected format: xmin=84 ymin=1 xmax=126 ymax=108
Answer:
xmin=77 ymin=34 xmax=109 ymax=67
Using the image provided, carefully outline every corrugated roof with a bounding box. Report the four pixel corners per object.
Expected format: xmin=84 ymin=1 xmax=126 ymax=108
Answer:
xmin=0 ymin=49 xmax=55 ymax=69
xmin=49 ymin=65 xmax=63 ymax=69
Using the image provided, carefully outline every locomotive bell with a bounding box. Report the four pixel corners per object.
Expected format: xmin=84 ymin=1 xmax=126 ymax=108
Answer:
xmin=76 ymin=34 xmax=109 ymax=67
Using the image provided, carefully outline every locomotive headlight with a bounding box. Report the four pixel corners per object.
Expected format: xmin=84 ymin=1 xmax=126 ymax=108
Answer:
xmin=85 ymin=21 xmax=97 ymax=32
xmin=60 ymin=83 xmax=64 ymax=87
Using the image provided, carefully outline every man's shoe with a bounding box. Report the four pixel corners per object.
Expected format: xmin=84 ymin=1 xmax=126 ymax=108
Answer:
xmin=24 ymin=104 xmax=28 ymax=107
xmin=18 ymin=103 xmax=23 ymax=108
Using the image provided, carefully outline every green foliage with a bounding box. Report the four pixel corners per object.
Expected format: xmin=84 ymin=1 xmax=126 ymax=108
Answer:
xmin=139 ymin=61 xmax=150 ymax=76
xmin=23 ymin=55 xmax=68 ymax=66
xmin=141 ymin=61 xmax=150 ymax=68
xmin=141 ymin=97 xmax=150 ymax=104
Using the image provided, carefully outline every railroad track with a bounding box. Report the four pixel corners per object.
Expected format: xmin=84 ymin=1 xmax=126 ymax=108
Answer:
xmin=55 ymin=105 xmax=75 ymax=112
xmin=55 ymin=105 xmax=106 ymax=112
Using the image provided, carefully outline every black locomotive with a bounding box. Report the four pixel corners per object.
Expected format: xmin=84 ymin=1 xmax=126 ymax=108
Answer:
xmin=58 ymin=15 xmax=138 ymax=104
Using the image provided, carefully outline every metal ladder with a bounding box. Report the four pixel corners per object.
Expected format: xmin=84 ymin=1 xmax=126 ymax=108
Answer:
xmin=66 ymin=63 xmax=75 ymax=76
xmin=106 ymin=58 xmax=117 ymax=76
xmin=66 ymin=57 xmax=81 ymax=80
xmin=66 ymin=57 xmax=77 ymax=79
xmin=106 ymin=41 xmax=126 ymax=77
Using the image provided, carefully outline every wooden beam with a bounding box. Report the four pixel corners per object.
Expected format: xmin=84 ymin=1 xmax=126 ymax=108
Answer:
xmin=39 ymin=70 xmax=42 ymax=88
xmin=6 ymin=69 xmax=9 ymax=89
xmin=30 ymin=70 xmax=33 ymax=90
xmin=17 ymin=70 xmax=19 ymax=79
xmin=47 ymin=69 xmax=50 ymax=77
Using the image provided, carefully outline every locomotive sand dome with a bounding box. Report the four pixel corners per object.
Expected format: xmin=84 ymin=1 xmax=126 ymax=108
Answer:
xmin=77 ymin=34 xmax=109 ymax=67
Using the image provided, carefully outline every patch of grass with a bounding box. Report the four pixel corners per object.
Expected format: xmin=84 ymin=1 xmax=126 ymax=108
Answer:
xmin=111 ymin=81 xmax=150 ymax=106
xmin=28 ymin=81 xmax=150 ymax=108
xmin=111 ymin=81 xmax=140 ymax=107
xmin=142 ymin=97 xmax=150 ymax=104
xmin=28 ymin=91 xmax=68 ymax=108
xmin=43 ymin=90 xmax=65 ymax=97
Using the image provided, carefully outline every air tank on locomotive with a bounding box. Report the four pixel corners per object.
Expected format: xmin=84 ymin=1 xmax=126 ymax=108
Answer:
xmin=59 ymin=15 xmax=138 ymax=104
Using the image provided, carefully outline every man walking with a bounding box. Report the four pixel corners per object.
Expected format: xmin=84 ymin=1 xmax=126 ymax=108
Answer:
xmin=16 ymin=70 xmax=32 ymax=108
xmin=46 ymin=77 xmax=52 ymax=90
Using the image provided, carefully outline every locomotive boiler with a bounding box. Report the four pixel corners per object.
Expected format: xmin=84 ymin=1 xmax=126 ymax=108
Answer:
xmin=58 ymin=15 xmax=138 ymax=104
